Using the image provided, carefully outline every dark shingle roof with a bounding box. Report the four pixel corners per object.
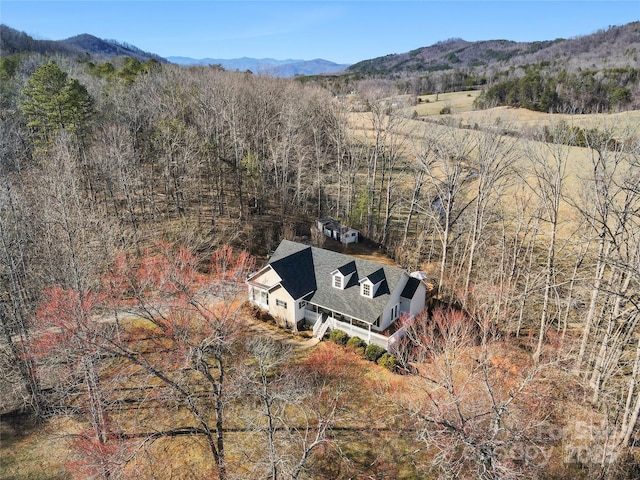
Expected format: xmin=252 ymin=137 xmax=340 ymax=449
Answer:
xmin=267 ymin=240 xmax=408 ymax=324
xmin=268 ymin=244 xmax=316 ymax=300
xmin=400 ymin=277 xmax=420 ymax=299
xmin=336 ymin=261 xmax=356 ymax=276
xmin=364 ymin=268 xmax=386 ymax=285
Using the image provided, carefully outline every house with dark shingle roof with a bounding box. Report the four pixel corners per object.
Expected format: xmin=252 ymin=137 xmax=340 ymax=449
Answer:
xmin=247 ymin=240 xmax=433 ymax=349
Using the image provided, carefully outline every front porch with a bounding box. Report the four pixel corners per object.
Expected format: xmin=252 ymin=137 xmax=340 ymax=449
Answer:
xmin=304 ymin=305 xmax=410 ymax=353
xmin=248 ymin=285 xmax=269 ymax=308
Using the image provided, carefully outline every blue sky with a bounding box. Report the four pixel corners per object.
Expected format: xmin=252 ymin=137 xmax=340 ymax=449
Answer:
xmin=2 ymin=1 xmax=638 ymax=64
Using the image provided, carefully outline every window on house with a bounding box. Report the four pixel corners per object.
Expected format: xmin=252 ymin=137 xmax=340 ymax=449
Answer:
xmin=298 ymin=301 xmax=306 ymax=309
xmin=333 ymin=275 xmax=342 ymax=289
xmin=254 ymin=290 xmax=268 ymax=306
xmin=362 ymin=283 xmax=371 ymax=297
xmin=276 ymin=299 xmax=287 ymax=309
xmin=392 ymin=304 xmax=399 ymax=320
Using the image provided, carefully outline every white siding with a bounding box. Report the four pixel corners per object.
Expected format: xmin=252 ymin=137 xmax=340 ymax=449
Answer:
xmin=250 ymin=267 xmax=281 ymax=287
xmin=378 ymin=280 xmax=404 ymax=331
xmin=295 ymin=300 xmax=308 ymax=324
xmin=409 ymin=283 xmax=428 ymax=316
xmin=342 ymin=229 xmax=358 ymax=244
xmin=268 ymin=286 xmax=296 ymax=327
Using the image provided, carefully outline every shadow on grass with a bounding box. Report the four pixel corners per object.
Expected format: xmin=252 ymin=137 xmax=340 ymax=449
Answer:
xmin=1 ymin=410 xmax=42 ymax=447
xmin=1 ymin=411 xmax=70 ymax=480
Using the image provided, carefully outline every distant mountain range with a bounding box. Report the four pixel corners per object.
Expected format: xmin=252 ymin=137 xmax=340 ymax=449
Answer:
xmin=0 ymin=25 xmax=349 ymax=77
xmin=2 ymin=21 xmax=638 ymax=80
xmin=167 ymin=56 xmax=351 ymax=77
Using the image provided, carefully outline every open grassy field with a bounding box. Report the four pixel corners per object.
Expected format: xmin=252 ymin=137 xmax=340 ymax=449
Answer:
xmin=407 ymin=89 xmax=482 ymax=116
xmin=450 ymin=106 xmax=640 ymax=136
xmin=347 ymin=98 xmax=638 ymax=243
xmin=401 ymin=89 xmax=640 ymax=135
xmin=1 ymin=414 xmax=74 ymax=479
xmin=393 ymin=88 xmax=640 ymax=139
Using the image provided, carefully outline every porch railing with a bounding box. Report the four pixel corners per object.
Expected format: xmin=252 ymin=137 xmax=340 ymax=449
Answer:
xmin=305 ymin=308 xmax=413 ymax=353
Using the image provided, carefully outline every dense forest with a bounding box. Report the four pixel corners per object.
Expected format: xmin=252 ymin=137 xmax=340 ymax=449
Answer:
xmin=473 ymin=64 xmax=638 ymax=113
xmin=1 ymin=39 xmax=640 ymax=480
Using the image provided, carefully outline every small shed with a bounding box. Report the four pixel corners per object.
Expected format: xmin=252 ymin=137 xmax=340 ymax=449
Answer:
xmin=317 ymin=218 xmax=359 ymax=244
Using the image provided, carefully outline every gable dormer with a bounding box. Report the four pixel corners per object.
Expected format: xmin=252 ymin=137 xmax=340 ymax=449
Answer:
xmin=359 ymin=268 xmax=386 ymax=298
xmin=331 ymin=261 xmax=356 ymax=290
xmin=360 ymin=278 xmax=374 ymax=298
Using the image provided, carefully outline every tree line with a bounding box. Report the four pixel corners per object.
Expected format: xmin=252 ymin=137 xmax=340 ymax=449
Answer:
xmin=474 ymin=64 xmax=638 ymax=113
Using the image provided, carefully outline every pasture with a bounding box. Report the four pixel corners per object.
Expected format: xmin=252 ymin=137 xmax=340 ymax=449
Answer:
xmin=347 ymin=99 xmax=639 ymax=242
xmin=408 ymin=89 xmax=482 ymax=115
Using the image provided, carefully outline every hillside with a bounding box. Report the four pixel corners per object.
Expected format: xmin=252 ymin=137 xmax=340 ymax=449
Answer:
xmin=0 ymin=25 xmax=167 ymax=63
xmin=270 ymin=58 xmax=350 ymax=77
xmin=62 ymin=34 xmax=166 ymax=63
xmin=348 ymin=21 xmax=640 ymax=76
xmin=167 ymin=56 xmax=303 ymax=68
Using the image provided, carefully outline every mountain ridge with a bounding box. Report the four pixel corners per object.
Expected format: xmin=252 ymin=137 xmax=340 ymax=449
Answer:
xmin=0 ymin=25 xmax=167 ymax=63
xmin=2 ymin=21 xmax=638 ymax=80
xmin=0 ymin=24 xmax=349 ymax=77
xmin=64 ymin=33 xmax=166 ymax=62
xmin=347 ymin=21 xmax=640 ymax=76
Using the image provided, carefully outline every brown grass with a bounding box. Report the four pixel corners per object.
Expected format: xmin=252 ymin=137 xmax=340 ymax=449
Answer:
xmin=408 ymin=90 xmax=482 ymax=116
xmin=0 ymin=340 xmax=429 ymax=479
xmin=346 ymin=101 xmax=638 ymax=246
xmin=450 ymin=106 xmax=640 ymax=137
xmin=1 ymin=316 xmax=626 ymax=479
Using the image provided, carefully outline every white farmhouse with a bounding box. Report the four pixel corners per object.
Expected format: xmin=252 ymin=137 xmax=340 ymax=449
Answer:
xmin=247 ymin=240 xmax=434 ymax=351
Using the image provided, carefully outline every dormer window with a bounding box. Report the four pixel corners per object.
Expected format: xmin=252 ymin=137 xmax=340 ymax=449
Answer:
xmin=361 ymin=281 xmax=372 ymax=298
xmin=359 ymin=268 xmax=386 ymax=298
xmin=332 ymin=262 xmax=356 ymax=290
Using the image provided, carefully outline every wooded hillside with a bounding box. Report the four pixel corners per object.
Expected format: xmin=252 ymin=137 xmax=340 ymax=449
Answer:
xmin=348 ymin=22 xmax=640 ymax=76
xmin=0 ymin=24 xmax=167 ymax=63
xmin=344 ymin=22 xmax=640 ymax=114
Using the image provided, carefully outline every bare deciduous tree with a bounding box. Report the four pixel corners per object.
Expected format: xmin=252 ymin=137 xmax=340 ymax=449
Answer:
xmin=395 ymin=308 xmax=557 ymax=479
xmin=30 ymin=243 xmax=254 ymax=480
xmin=413 ymin=121 xmax=475 ymax=293
xmin=523 ymin=123 xmax=574 ymax=363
